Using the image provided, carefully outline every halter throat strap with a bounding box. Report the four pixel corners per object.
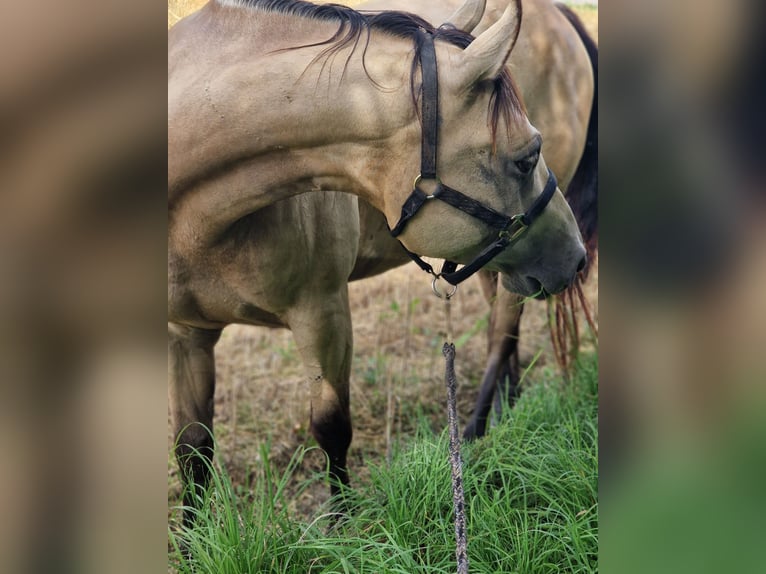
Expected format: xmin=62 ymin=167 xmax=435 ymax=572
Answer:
xmin=389 ymin=30 xmax=557 ymax=286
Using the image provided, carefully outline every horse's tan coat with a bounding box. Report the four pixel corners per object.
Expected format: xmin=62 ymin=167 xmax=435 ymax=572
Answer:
xmin=168 ymin=0 xmax=592 ymax=517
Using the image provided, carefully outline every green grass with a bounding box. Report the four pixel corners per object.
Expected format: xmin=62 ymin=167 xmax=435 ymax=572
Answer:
xmin=169 ymin=354 xmax=598 ymax=573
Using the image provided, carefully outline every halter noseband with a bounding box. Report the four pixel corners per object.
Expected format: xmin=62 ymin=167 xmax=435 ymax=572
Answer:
xmin=390 ymin=29 xmax=557 ymax=287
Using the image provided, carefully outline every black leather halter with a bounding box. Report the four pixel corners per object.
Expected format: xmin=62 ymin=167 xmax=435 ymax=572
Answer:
xmin=390 ymin=29 xmax=558 ymax=287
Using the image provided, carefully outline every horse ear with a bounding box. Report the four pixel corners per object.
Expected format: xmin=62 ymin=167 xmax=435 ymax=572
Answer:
xmin=452 ymin=1 xmax=522 ymax=90
xmin=444 ymin=0 xmax=486 ymax=33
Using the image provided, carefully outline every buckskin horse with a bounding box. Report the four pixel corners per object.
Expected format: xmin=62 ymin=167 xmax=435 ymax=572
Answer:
xmin=356 ymin=0 xmax=598 ymax=438
xmin=168 ymin=0 xmax=586 ymax=524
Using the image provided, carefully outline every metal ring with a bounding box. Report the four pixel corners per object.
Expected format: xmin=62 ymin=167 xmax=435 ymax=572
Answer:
xmin=432 ymin=275 xmax=458 ymax=299
xmin=414 ymin=174 xmax=442 ymax=199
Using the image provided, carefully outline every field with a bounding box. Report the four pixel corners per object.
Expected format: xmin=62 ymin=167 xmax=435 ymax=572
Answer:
xmin=169 ymin=1 xmax=598 ymax=571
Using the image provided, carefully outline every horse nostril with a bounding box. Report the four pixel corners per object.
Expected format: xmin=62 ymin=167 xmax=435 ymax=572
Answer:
xmin=577 ymin=255 xmax=587 ymax=273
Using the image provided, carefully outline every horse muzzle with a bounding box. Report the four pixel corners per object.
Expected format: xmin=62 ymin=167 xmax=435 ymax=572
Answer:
xmin=501 ymin=247 xmax=587 ymax=299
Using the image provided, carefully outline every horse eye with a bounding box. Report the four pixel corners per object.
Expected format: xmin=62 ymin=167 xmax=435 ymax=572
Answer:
xmin=515 ymin=151 xmax=539 ymax=175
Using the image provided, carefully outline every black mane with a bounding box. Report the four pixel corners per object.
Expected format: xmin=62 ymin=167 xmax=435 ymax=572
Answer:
xmin=230 ymin=0 xmax=525 ymax=144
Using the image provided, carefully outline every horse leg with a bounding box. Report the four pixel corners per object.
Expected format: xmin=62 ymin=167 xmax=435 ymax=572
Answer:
xmin=464 ymin=275 xmax=524 ymax=440
xmin=287 ymin=290 xmax=353 ymax=503
xmin=168 ymin=322 xmax=222 ymax=528
xmin=493 ymin=317 xmax=522 ymax=417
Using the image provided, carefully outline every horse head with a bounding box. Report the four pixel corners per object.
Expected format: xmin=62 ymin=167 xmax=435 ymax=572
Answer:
xmin=388 ymin=2 xmax=586 ymax=297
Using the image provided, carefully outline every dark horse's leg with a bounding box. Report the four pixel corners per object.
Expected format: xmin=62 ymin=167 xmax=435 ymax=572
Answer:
xmin=287 ymin=289 xmax=354 ymax=506
xmin=464 ymin=274 xmax=524 ymax=440
xmin=493 ymin=320 xmax=522 ymax=417
xmin=168 ymin=322 xmax=222 ymax=528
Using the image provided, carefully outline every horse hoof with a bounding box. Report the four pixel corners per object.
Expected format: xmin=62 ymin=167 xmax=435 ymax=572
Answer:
xmin=463 ymin=423 xmax=478 ymax=441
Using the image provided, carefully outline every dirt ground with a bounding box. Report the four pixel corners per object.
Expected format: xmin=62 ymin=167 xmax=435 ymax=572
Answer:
xmin=168 ymin=0 xmax=598 ymax=522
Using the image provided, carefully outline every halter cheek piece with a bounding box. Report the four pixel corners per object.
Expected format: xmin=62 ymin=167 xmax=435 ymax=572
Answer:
xmin=389 ymin=29 xmax=557 ymax=288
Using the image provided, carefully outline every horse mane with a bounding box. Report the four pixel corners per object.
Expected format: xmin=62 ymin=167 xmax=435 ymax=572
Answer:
xmin=219 ymin=0 xmax=525 ymax=147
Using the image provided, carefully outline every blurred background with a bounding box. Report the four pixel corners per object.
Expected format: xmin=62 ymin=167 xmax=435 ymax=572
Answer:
xmin=1 ymin=0 xmax=765 ymax=572
xmin=598 ymin=0 xmax=766 ymax=572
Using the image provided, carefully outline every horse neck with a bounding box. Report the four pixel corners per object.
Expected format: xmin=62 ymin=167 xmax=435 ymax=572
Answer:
xmin=168 ymin=5 xmax=420 ymax=243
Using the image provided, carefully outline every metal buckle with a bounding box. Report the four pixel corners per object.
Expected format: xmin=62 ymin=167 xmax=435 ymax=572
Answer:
xmin=498 ymin=214 xmax=528 ymax=242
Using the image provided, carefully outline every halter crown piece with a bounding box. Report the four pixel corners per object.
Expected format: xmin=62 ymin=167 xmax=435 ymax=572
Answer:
xmin=390 ymin=28 xmax=558 ymax=287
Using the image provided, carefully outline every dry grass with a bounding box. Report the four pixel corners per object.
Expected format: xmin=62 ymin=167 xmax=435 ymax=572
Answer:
xmin=168 ymin=0 xmax=207 ymax=28
xmin=168 ymin=0 xmax=598 ymax=522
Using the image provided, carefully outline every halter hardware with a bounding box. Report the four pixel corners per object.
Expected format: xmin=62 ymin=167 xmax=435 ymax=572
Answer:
xmin=389 ymin=29 xmax=557 ymax=287
xmin=432 ymin=275 xmax=459 ymax=299
xmin=413 ymin=173 xmax=443 ymax=199
xmin=500 ymin=214 xmax=529 ymax=242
